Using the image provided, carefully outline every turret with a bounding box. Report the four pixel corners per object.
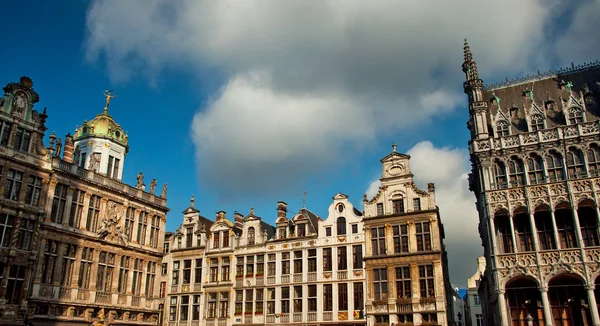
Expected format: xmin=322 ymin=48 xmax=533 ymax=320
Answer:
xmin=462 ymin=39 xmax=489 ymax=139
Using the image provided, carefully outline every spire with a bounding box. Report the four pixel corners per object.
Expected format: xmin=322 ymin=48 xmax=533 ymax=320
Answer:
xmin=190 ymin=194 xmax=195 ymax=208
xmin=392 ymin=141 xmax=397 ymax=152
xmin=462 ymin=39 xmax=479 ymax=80
xmin=302 ymin=192 xmax=307 ymax=209
xmin=463 ymin=38 xmax=473 ymax=63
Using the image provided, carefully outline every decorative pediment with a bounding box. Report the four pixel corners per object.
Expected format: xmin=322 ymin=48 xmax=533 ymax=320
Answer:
xmin=333 ymin=192 xmax=349 ymax=200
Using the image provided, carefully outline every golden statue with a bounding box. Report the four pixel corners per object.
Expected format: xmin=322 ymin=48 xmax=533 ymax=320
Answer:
xmin=104 ymin=90 xmax=116 ymax=112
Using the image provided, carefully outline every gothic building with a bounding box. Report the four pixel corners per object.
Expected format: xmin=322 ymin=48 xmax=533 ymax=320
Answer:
xmin=362 ymin=144 xmax=453 ymax=326
xmin=0 ymin=77 xmax=170 ymax=325
xmin=464 ymin=39 xmax=600 ymax=325
xmin=162 ymin=194 xmax=367 ymax=326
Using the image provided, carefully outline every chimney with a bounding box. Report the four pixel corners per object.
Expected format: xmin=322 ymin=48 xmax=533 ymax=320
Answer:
xmin=277 ymin=201 xmax=287 ymax=218
xmin=234 ymin=212 xmax=243 ymax=229
xmin=63 ymin=134 xmax=74 ymax=163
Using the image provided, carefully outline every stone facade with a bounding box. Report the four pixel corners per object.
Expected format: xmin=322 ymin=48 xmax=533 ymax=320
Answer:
xmin=465 ymin=257 xmax=485 ymax=326
xmin=0 ymin=77 xmax=169 ymax=325
xmin=163 ymin=193 xmax=368 ymax=326
xmin=362 ymin=144 xmax=453 ymax=326
xmin=464 ymin=38 xmax=600 ymax=326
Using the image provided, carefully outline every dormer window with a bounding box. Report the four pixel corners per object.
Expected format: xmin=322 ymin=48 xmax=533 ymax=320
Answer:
xmin=107 ymin=155 xmax=121 ymax=179
xmin=278 ymin=227 xmax=286 ymax=239
xmin=13 ymin=127 xmax=31 ymax=153
xmin=213 ymin=232 xmax=220 ymax=248
xmin=337 ymin=204 xmax=344 ymax=213
xmin=248 ymin=227 xmax=255 ymax=245
xmin=413 ymin=198 xmax=421 ymax=211
xmin=392 ymin=199 xmax=404 ymax=214
xmin=223 ymin=231 xmax=230 ymax=247
xmin=567 ymin=107 xmax=584 ymax=124
xmin=297 ymin=224 xmax=306 ymax=237
xmin=497 ymin=120 xmax=510 ymax=137
xmin=325 ymin=227 xmax=332 ymax=237
xmin=530 ymin=114 xmax=545 ymax=131
xmin=337 ymin=217 xmax=347 ymax=235
xmin=186 ymin=227 xmax=193 ymax=248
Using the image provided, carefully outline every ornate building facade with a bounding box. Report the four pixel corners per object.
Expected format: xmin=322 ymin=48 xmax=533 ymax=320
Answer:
xmin=0 ymin=77 xmax=170 ymax=325
xmin=163 ymin=194 xmax=368 ymax=326
xmin=362 ymin=144 xmax=453 ymax=326
xmin=464 ymin=39 xmax=600 ymax=325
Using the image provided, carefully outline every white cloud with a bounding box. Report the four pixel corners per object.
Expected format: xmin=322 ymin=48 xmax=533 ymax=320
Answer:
xmin=376 ymin=141 xmax=480 ymax=287
xmin=84 ymin=0 xmax=567 ymax=197
xmin=365 ymin=179 xmax=381 ymax=200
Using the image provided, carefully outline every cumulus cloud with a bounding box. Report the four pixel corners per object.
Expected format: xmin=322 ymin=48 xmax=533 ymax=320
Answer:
xmin=84 ymin=0 xmax=568 ymax=198
xmin=366 ymin=141 xmax=480 ymax=287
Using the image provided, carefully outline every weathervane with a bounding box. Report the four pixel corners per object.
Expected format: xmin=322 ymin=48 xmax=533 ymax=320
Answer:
xmin=104 ymin=90 xmax=117 ymax=112
xmin=566 ymin=81 xmax=574 ymax=93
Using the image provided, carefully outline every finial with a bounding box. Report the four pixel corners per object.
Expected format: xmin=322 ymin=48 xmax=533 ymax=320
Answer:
xmin=250 ymin=207 xmax=255 ymax=215
xmin=103 ymin=90 xmax=116 ymax=113
xmin=492 ymin=92 xmax=500 ymax=106
xmin=463 ymin=38 xmax=472 ymax=62
xmin=303 ymin=192 xmax=307 ymax=209
xmin=566 ymin=81 xmax=574 ymax=93
xmin=392 ymin=142 xmax=397 ymax=152
xmin=529 ymin=83 xmax=535 ymax=101
xmin=190 ymin=194 xmax=195 ymax=208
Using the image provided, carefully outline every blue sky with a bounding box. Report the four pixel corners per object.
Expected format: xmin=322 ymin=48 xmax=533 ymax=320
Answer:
xmin=2 ymin=0 xmax=597 ymax=287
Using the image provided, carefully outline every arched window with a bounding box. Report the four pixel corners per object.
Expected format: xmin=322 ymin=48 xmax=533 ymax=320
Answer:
xmin=497 ymin=120 xmax=510 ymax=137
xmin=567 ymin=107 xmax=584 ymax=124
xmin=494 ymin=161 xmax=508 ymax=189
xmin=566 ymin=148 xmax=586 ymax=179
xmin=527 ymin=154 xmax=544 ymax=184
xmin=546 ymin=152 xmax=565 ymax=182
xmin=508 ymin=157 xmax=525 ymax=187
xmin=248 ymin=227 xmax=255 ymax=245
xmin=530 ymin=114 xmax=545 ymax=131
xmin=587 ymin=144 xmax=600 ymax=176
xmin=337 ymin=217 xmax=346 ymax=235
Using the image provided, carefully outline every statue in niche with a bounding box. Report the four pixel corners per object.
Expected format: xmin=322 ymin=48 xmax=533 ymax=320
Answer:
xmin=136 ymin=172 xmax=145 ymax=189
xmin=161 ymin=183 xmax=168 ymax=198
xmin=88 ymin=153 xmax=100 ymax=172
xmin=149 ymin=178 xmax=157 ymax=194
xmin=12 ymin=93 xmax=26 ymax=115
xmin=73 ymin=146 xmax=80 ymax=164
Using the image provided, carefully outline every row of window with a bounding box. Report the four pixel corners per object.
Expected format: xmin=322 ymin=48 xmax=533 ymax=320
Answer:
xmin=0 ymin=213 xmax=35 ymax=250
xmin=374 ymin=313 xmax=437 ymax=324
xmin=168 ymin=283 xmax=365 ymax=321
xmin=375 ymin=198 xmax=423 ymax=216
xmin=0 ymin=262 xmax=26 ymax=304
xmin=372 ymin=264 xmax=436 ymax=301
xmin=493 ymin=146 xmax=600 ymax=189
xmin=494 ymin=106 xmax=584 ymax=137
xmin=370 ymin=221 xmax=432 ymax=256
xmin=0 ymin=120 xmax=32 ymax=153
xmin=168 ymin=246 xmax=365 ymax=285
xmin=495 ymin=207 xmax=599 ymax=254
xmin=39 ymin=241 xmax=158 ymax=297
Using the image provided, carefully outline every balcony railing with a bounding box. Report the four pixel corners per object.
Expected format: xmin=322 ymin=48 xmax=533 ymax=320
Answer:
xmin=293 ymin=313 xmax=302 ymax=322
xmin=281 ymin=275 xmax=290 ymax=283
xmin=267 ymin=276 xmax=276 ymax=284
xmin=307 ymin=272 xmax=317 ymax=282
xmin=244 ymin=316 xmax=253 ymax=324
xmin=131 ymin=296 xmax=141 ymax=307
xmin=95 ymin=291 xmax=111 ymax=304
xmin=59 ymin=287 xmax=72 ymax=300
xmin=323 ymin=312 xmax=333 ymax=321
xmin=338 ymin=271 xmax=348 ymax=280
xmin=280 ymin=314 xmax=289 ymax=323
xmin=293 ymin=274 xmax=302 ymax=283
xmin=266 ymin=315 xmax=275 ymax=323
xmin=307 ymin=312 xmax=317 ymax=321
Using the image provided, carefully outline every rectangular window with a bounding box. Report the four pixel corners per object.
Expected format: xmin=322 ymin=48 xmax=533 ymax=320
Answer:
xmin=219 ymin=292 xmax=228 ymax=318
xmin=267 ymin=288 xmax=275 ymax=314
xmin=0 ymin=120 xmax=12 ymax=146
xmin=192 ymin=295 xmax=201 ymax=320
xmin=113 ymin=158 xmax=120 ymax=178
xmin=131 ymin=258 xmax=143 ymax=296
xmin=149 ymin=215 xmax=160 ymax=248
xmin=5 ymin=265 xmax=25 ymax=304
xmin=323 ymin=248 xmax=332 ymax=271
xmin=145 ymin=262 xmax=156 ymax=297
xmin=256 ymin=289 xmax=264 ymax=314
xmin=413 ymin=198 xmax=421 ymax=211
xmin=308 ymin=285 xmax=317 ymax=312
xmin=373 ymin=268 xmax=388 ymax=300
xmin=169 ymin=296 xmax=178 ymax=321
xmin=183 ymin=260 xmax=192 ymax=284
xmin=13 ymin=127 xmax=31 ymax=152
xmin=180 ymin=295 xmax=189 ymax=321
xmin=392 ymin=199 xmax=404 ymax=214
xmin=50 ymin=183 xmax=69 ymax=223
xmin=476 ymin=314 xmax=483 ymax=326
xmin=416 ymin=221 xmax=432 ymax=251
xmin=185 ymin=227 xmax=193 ymax=248
xmin=207 ymin=293 xmax=217 ymax=318
xmin=125 ymin=207 xmax=135 ymax=241
xmin=308 ymin=249 xmax=317 ymax=272
xmin=0 ymin=214 xmax=14 ymax=248
xmin=246 ymin=289 xmax=254 ymax=314
xmin=281 ymin=252 xmax=290 ymax=275
xmin=281 ymin=287 xmax=290 ymax=313
xmin=396 ymin=266 xmax=411 ymax=299
xmin=246 ymin=256 xmax=255 ymax=276
xmin=86 ymin=195 xmax=101 ymax=232
xmin=293 ymin=286 xmax=302 ymax=313
xmin=78 ymin=247 xmax=94 ymax=288
xmin=78 ymin=152 xmax=86 ymax=168
xmin=210 ymin=266 xmax=218 ymax=282
xmin=323 ymin=284 xmax=333 ymax=311
xmin=24 ymin=175 xmax=42 ymax=206
xmin=172 ymin=261 xmax=180 ymax=285
xmin=164 ymin=242 xmax=170 ymax=253
xmin=419 ymin=265 xmax=435 ymax=298
xmin=338 ymin=283 xmax=348 ymax=310
xmin=352 ymin=245 xmax=363 ymax=269
xmin=107 ymin=155 xmax=121 ymax=178
xmin=162 ymin=263 xmax=168 ymax=275
xmin=61 ymin=244 xmax=77 ymax=286
xmin=17 ymin=217 xmax=35 ymax=250
xmin=118 ymin=256 xmax=130 ymax=294
xmin=41 ymin=240 xmax=59 ymax=284
xmin=337 ymin=246 xmax=347 ymax=270
xmin=160 ymin=282 xmax=167 ymax=298
xmin=393 ymin=224 xmax=409 ymax=253
xmin=69 ymin=190 xmax=85 ymax=227
xmin=473 ymin=294 xmax=481 ymax=306
xmin=377 ymin=203 xmax=384 ymax=215
xmin=325 ymin=227 xmax=331 ymax=237
xmin=4 ymin=169 xmax=23 ymax=201
xmin=371 ymin=227 xmax=386 ymax=256
xmin=352 ymin=224 xmax=358 ymax=234
xmin=221 ymin=258 xmax=231 ymax=281
xmin=293 ymin=251 xmax=302 ymax=274
xmin=96 ymin=251 xmax=115 ymax=291
xmin=136 ymin=211 xmax=148 ymax=245
xmin=213 ymin=232 xmax=220 ymax=248
xmin=222 ymin=231 xmax=229 ymax=247
xmin=535 ymin=215 xmax=555 ymax=250
xmin=194 ymin=259 xmax=202 ymax=284
xmin=354 ymin=282 xmax=364 ymax=311
xmin=235 ymin=291 xmax=243 ymax=315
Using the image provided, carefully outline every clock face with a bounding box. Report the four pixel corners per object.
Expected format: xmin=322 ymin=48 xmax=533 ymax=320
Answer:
xmin=388 ymin=164 xmax=404 ymax=176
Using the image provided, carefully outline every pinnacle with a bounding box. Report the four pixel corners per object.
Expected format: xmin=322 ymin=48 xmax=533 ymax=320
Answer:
xmin=463 ymin=38 xmax=473 ymax=62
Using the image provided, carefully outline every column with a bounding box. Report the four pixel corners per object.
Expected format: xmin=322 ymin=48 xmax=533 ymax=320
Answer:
xmin=489 ymin=216 xmax=499 ymax=255
xmin=44 ymin=177 xmax=58 ymax=222
xmin=550 ymin=210 xmax=561 ymax=249
xmin=53 ymin=243 xmax=66 ymax=286
xmin=586 ymin=284 xmax=600 ymax=326
xmin=528 ymin=212 xmax=540 ymax=252
xmin=131 ymin=208 xmax=141 ymax=244
xmin=596 ymin=206 xmax=600 ymax=232
xmin=62 ymin=187 xmax=75 ymax=226
xmin=70 ymin=246 xmax=84 ymax=287
xmin=497 ymin=289 xmax=509 ymax=326
xmin=79 ymin=193 xmax=91 ymax=231
xmin=34 ymin=238 xmax=48 ymax=283
xmin=89 ymin=249 xmax=100 ymax=290
xmin=539 ymin=286 xmax=553 ymax=326
xmin=111 ymin=255 xmax=122 ymax=293
xmin=572 ymin=205 xmax=586 ymax=247
xmin=508 ymin=214 xmax=518 ymax=253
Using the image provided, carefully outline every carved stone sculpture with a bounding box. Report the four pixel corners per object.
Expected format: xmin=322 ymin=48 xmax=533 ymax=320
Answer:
xmin=161 ymin=183 xmax=168 ymax=198
xmin=149 ymin=178 xmax=157 ymax=194
xmin=136 ymin=171 xmax=145 ymax=189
